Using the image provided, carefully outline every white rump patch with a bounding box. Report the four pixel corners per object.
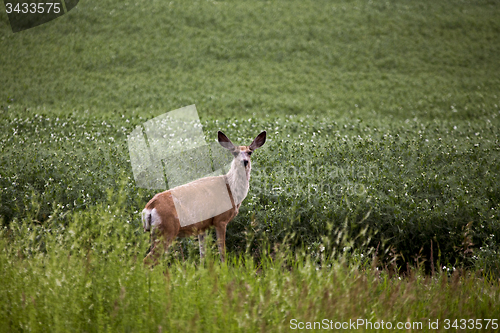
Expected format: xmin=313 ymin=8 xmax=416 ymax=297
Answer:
xmin=150 ymin=208 xmax=161 ymax=227
xmin=142 ymin=208 xmax=162 ymax=232
xmin=171 ymin=176 xmax=233 ymax=227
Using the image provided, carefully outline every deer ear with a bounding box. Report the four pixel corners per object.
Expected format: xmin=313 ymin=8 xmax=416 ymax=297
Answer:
xmin=218 ymin=131 xmax=235 ymax=150
xmin=249 ymin=131 xmax=266 ymax=150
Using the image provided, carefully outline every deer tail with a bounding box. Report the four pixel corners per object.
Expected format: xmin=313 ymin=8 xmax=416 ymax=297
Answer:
xmin=142 ymin=209 xmax=152 ymax=232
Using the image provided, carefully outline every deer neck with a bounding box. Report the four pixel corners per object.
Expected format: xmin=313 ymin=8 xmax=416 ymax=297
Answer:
xmin=225 ymin=158 xmax=250 ymax=205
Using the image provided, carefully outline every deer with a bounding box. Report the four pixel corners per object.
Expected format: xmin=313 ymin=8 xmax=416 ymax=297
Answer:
xmin=142 ymin=130 xmax=266 ymax=266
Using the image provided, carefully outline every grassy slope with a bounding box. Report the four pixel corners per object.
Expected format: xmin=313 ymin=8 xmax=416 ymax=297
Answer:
xmin=1 ymin=0 xmax=499 ymax=120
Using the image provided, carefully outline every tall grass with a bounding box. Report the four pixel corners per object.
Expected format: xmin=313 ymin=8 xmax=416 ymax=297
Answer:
xmin=1 ymin=194 xmax=499 ymax=332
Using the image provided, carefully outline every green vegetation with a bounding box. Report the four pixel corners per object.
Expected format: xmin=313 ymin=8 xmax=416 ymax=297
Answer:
xmin=1 ymin=0 xmax=499 ymax=120
xmin=1 ymin=0 xmax=500 ymax=331
xmin=1 ymin=203 xmax=500 ymax=332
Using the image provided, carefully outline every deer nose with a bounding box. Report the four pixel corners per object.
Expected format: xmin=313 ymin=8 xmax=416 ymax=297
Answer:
xmin=243 ymin=160 xmax=249 ymax=167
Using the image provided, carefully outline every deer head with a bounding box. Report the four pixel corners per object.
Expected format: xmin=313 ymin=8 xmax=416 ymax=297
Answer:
xmin=217 ymin=130 xmax=266 ymax=205
xmin=218 ymin=130 xmax=266 ymax=170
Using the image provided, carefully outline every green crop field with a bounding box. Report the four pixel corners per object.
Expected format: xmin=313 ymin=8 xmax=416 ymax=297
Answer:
xmin=1 ymin=0 xmax=500 ymax=331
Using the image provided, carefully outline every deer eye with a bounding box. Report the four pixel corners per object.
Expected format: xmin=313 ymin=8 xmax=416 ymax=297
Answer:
xmin=247 ymin=152 xmax=252 ymax=156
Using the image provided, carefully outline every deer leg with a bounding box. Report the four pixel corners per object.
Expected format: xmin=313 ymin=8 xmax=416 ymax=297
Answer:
xmin=215 ymin=225 xmax=227 ymax=263
xmin=143 ymin=229 xmax=173 ymax=267
xmin=145 ymin=228 xmax=155 ymax=257
xmin=143 ymin=227 xmax=159 ymax=265
xmin=143 ymin=240 xmax=162 ymax=266
xmin=198 ymin=232 xmax=206 ymax=259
